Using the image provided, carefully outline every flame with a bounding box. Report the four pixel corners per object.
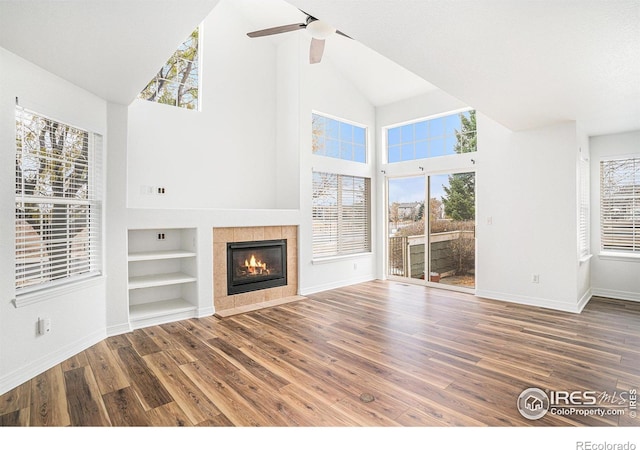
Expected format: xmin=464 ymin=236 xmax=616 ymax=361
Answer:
xmin=244 ymin=254 xmax=268 ymax=274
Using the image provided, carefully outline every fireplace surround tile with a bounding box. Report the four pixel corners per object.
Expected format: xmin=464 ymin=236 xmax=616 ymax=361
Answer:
xmin=213 ymin=226 xmax=298 ymax=315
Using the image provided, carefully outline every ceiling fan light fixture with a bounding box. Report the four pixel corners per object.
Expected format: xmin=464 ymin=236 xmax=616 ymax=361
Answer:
xmin=306 ymin=19 xmax=335 ymax=40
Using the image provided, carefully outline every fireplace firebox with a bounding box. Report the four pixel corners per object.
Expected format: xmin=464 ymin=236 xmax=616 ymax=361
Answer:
xmin=227 ymin=239 xmax=287 ymax=295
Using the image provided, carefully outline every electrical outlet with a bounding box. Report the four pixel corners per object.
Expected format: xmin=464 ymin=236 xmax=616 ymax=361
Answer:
xmin=157 ymin=233 xmax=166 ymax=241
xmin=532 ymin=274 xmax=540 ymax=283
xmin=37 ymin=317 xmax=51 ymax=335
xmin=157 ymin=187 xmax=166 ymax=194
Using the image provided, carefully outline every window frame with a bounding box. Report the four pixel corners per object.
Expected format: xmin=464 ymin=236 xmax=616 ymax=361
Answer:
xmin=384 ymin=109 xmax=476 ymax=164
xmin=599 ymin=155 xmax=640 ymax=258
xmin=138 ymin=26 xmax=201 ymax=110
xmin=312 ymin=171 xmax=372 ymax=260
xmin=578 ymin=151 xmax=591 ymax=261
xmin=14 ymin=106 xmax=103 ymax=303
xmin=312 ymin=111 xmax=368 ymax=163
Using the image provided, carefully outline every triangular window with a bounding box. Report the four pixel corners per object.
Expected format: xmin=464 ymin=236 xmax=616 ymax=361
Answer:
xmin=139 ymin=27 xmax=199 ymax=110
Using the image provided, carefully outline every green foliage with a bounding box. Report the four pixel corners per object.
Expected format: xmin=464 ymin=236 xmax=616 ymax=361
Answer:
xmin=443 ymin=172 xmax=475 ymax=220
xmin=442 ymin=111 xmax=476 ymax=221
xmin=416 ymin=201 xmax=424 ymax=221
xmin=454 ymin=110 xmax=476 ymax=154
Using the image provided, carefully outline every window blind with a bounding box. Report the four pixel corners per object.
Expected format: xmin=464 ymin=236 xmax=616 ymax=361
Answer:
xmin=600 ymin=157 xmax=639 ymax=253
xmin=312 ymin=172 xmax=371 ymax=258
xmin=15 ymin=106 xmax=102 ymax=293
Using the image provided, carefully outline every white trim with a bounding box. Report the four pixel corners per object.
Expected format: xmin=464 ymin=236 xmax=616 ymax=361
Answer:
xmin=196 ymin=21 xmax=204 ymax=112
xmin=592 ymin=288 xmax=640 ymax=303
xmin=381 ymin=106 xmax=473 ymax=131
xmin=579 ymin=254 xmax=593 ymax=265
xmin=107 ymin=323 xmax=132 ymax=337
xmin=300 ymin=275 xmax=376 ymax=296
xmin=0 ymin=329 xmax=105 ymax=396
xmin=426 ymin=281 xmax=476 ymax=295
xmin=129 ymin=308 xmax=198 ymax=330
xmin=13 ymin=275 xmax=104 ymax=308
xmin=312 ymin=252 xmax=373 ymax=265
xmin=311 ymin=109 xmax=369 ymax=130
xmin=386 ymin=274 xmax=476 ymax=295
xmin=577 ymin=288 xmax=593 ymax=313
xmin=598 ymin=252 xmax=640 ymax=262
xmin=197 ymin=305 xmax=215 ymax=318
xmin=382 ymin=108 xmax=475 ymax=164
xmin=475 ymin=289 xmax=588 ymax=314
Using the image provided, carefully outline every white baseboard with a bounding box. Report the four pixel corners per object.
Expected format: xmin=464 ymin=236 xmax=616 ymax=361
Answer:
xmin=300 ymin=275 xmax=376 ymax=296
xmin=0 ymin=329 xmax=106 ymax=396
xmin=577 ymin=288 xmax=593 ymax=313
xmin=107 ymin=322 xmax=131 ymax=337
xmin=197 ymin=305 xmax=215 ymax=318
xmin=475 ymin=289 xmax=588 ymax=313
xmin=592 ymin=288 xmax=640 ymax=303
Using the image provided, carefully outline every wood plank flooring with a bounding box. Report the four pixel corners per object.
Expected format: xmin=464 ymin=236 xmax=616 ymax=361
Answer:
xmin=1 ymin=280 xmax=639 ymax=427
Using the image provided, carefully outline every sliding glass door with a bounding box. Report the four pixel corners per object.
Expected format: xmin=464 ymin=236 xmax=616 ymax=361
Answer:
xmin=387 ymin=171 xmax=475 ymax=291
xmin=387 ymin=176 xmax=426 ymax=280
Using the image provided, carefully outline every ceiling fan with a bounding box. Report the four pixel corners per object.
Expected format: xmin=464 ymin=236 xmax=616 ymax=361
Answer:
xmin=247 ymin=13 xmax=350 ymax=64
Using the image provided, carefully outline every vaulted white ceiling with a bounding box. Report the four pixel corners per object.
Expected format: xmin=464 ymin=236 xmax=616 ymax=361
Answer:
xmin=288 ymin=0 xmax=640 ymax=136
xmin=1 ymin=0 xmax=638 ymax=137
xmin=0 ymin=0 xmax=219 ymax=104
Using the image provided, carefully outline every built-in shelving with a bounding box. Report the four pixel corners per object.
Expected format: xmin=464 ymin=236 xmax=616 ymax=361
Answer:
xmin=127 ymin=228 xmax=198 ymax=329
xmin=128 ymin=250 xmax=197 ymax=262
xmin=128 ymin=272 xmax=197 ymax=290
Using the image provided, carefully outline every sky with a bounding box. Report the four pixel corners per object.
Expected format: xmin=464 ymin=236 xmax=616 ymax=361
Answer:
xmin=388 ymin=174 xmax=449 ymax=205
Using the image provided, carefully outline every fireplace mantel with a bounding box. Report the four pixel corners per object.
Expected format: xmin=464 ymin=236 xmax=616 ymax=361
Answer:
xmin=213 ymin=226 xmax=298 ymax=316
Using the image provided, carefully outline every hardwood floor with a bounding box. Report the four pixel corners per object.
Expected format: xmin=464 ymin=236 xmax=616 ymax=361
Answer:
xmin=1 ymin=280 xmax=639 ymax=427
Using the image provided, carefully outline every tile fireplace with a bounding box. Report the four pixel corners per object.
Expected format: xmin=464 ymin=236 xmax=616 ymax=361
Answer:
xmin=226 ymin=239 xmax=287 ymax=295
xmin=213 ymin=226 xmax=298 ymax=315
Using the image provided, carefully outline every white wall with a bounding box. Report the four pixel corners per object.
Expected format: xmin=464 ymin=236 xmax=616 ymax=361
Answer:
xmin=0 ymin=47 xmax=108 ymax=394
xmin=296 ymin=35 xmax=378 ymax=295
xmin=376 ymin=90 xmax=589 ymax=312
xmin=275 ymin=38 xmax=301 ymax=210
xmin=127 ymin=0 xmax=283 ymax=210
xmin=105 ymin=103 xmax=131 ymax=335
xmin=590 ymin=130 xmax=640 ymax=302
xmin=476 ymin=118 xmax=587 ymax=312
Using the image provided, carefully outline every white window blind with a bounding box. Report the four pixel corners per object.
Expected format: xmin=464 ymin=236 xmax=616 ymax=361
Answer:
xmin=15 ymin=106 xmax=102 ymax=293
xmin=312 ymin=172 xmax=371 ymax=258
xmin=600 ymin=157 xmax=639 ymax=253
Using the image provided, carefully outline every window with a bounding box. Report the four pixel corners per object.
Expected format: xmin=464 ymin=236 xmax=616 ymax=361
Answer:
xmin=312 ymin=172 xmax=371 ymax=258
xmin=387 ymin=110 xmax=476 ymax=163
xmin=15 ymin=107 xmax=102 ymax=294
xmin=312 ymin=113 xmax=367 ymax=163
xmin=139 ymin=27 xmax=199 ymax=109
xmin=600 ymin=157 xmax=639 ymax=253
xmin=578 ymin=152 xmax=590 ymax=258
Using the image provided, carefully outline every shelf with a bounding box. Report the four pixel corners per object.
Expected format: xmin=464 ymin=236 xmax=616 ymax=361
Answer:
xmin=128 ymin=272 xmax=197 ymax=290
xmin=128 ymin=250 xmax=196 ymax=262
xmin=127 ymin=227 xmax=199 ymax=330
xmin=129 ymin=298 xmax=196 ymax=322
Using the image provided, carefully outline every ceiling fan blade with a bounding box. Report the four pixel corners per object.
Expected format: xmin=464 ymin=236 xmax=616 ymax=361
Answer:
xmin=309 ymin=38 xmax=325 ymax=64
xmin=247 ymin=23 xmax=305 ymax=38
xmin=336 ymin=30 xmax=352 ymax=39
